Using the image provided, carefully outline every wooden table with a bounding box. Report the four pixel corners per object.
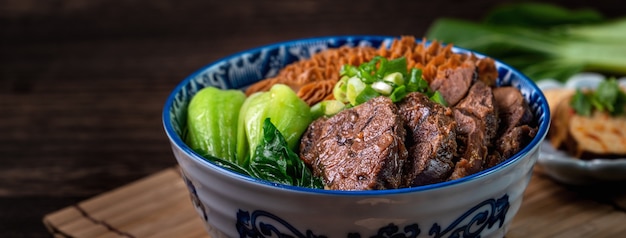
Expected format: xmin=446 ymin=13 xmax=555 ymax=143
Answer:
xmin=2 ymin=0 xmax=625 ymax=237
xmin=41 ymin=166 xmax=626 ymax=238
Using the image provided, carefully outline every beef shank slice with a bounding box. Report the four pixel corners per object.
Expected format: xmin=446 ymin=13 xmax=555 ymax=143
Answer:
xmin=430 ymin=62 xmax=476 ymax=107
xmin=489 ymin=87 xmax=538 ymax=166
xmin=299 ymin=96 xmax=408 ymax=190
xmin=397 ymin=92 xmax=457 ymax=186
xmin=449 ymin=81 xmax=498 ymax=180
xmin=493 ymin=87 xmax=534 ymax=130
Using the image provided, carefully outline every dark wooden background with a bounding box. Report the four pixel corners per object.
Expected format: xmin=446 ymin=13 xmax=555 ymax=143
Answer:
xmin=1 ymin=0 xmax=624 ymax=236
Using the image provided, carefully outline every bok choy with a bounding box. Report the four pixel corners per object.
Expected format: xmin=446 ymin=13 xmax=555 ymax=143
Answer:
xmin=186 ymin=87 xmax=246 ymax=163
xmin=186 ymin=84 xmax=321 ymax=188
xmin=237 ymin=84 xmax=312 ymax=165
xmin=212 ymin=119 xmax=323 ymax=189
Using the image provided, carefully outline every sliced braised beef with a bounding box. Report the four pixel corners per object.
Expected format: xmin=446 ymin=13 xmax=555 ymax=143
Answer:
xmin=397 ymin=92 xmax=457 ymax=186
xmin=429 ymin=62 xmax=476 ymax=107
xmin=298 ymin=66 xmax=539 ymax=190
xmin=449 ymin=81 xmax=498 ymax=180
xmin=491 ymin=125 xmax=537 ymax=165
xmin=474 ymin=57 xmax=498 ymax=87
xmin=299 ymin=96 xmax=408 ymax=190
xmin=492 ymin=87 xmax=534 ymax=131
xmin=487 ymin=87 xmax=538 ymax=166
xmin=449 ymin=110 xmax=485 ymax=179
xmin=299 ymin=118 xmax=326 ymax=168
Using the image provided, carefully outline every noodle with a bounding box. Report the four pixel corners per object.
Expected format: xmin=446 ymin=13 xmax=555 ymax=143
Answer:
xmin=245 ymin=46 xmax=378 ymax=105
xmin=297 ymin=80 xmax=337 ymax=105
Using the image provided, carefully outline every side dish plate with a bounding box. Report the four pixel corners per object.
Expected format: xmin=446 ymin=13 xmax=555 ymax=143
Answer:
xmin=537 ymin=73 xmax=626 ymax=185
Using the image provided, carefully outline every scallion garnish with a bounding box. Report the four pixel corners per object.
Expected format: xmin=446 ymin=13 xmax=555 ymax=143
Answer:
xmin=314 ymin=56 xmax=447 ymax=118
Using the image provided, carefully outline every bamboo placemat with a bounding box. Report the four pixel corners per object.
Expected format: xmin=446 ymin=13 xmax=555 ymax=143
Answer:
xmin=43 ymin=167 xmax=626 ymax=238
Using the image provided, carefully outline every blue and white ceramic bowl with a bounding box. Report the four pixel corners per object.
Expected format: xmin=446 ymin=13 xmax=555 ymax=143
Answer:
xmin=163 ymin=36 xmax=550 ymax=238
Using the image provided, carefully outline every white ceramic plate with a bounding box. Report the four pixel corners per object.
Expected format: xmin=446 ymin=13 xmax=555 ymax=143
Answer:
xmin=536 ymin=73 xmax=626 ymax=185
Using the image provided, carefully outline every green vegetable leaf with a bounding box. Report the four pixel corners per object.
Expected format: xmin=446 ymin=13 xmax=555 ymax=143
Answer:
xmin=567 ymin=19 xmax=626 ymax=44
xmin=249 ymin=118 xmax=323 ymax=188
xmin=426 ymin=3 xmax=626 ymax=82
xmin=186 ymin=87 xmax=246 ymax=163
xmin=237 ymin=84 xmax=312 ymax=165
xmin=595 ymin=78 xmax=619 ymax=112
xmin=483 ymin=2 xmax=604 ymax=28
xmin=570 ymin=78 xmax=626 ymax=116
xmin=204 ymin=119 xmax=324 ymax=189
xmin=571 ymin=89 xmax=592 ymax=116
xmin=210 ymin=156 xmax=255 ymax=177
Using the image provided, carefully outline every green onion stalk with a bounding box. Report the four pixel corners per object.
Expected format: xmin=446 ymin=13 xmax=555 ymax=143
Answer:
xmin=426 ymin=2 xmax=626 ymax=82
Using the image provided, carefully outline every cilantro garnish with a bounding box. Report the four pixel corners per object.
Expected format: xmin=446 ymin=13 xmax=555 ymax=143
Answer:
xmin=570 ymin=78 xmax=626 ymax=116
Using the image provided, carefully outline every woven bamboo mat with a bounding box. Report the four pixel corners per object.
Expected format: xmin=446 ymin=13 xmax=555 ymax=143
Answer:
xmin=43 ymin=166 xmax=626 ymax=238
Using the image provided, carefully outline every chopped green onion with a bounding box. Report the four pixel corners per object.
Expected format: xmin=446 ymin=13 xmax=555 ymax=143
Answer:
xmin=407 ymin=68 xmax=428 ymax=93
xmin=310 ymin=102 xmax=324 ymax=119
xmin=372 ymin=81 xmax=394 ymax=95
xmin=383 ymin=72 xmax=405 ymax=86
xmin=389 ymin=85 xmax=408 ymax=102
xmin=355 ymin=85 xmax=380 ymax=105
xmin=380 ymin=57 xmax=408 ymax=78
xmin=333 ymin=76 xmax=349 ymax=103
xmin=347 ymin=76 xmax=366 ymax=106
xmin=336 ymin=56 xmax=445 ymax=107
xmin=340 ymin=65 xmax=360 ymax=78
xmin=323 ymin=100 xmax=346 ymax=116
xmin=359 ymin=65 xmax=377 ymax=83
xmin=430 ymin=91 xmax=448 ymax=106
xmin=311 ymin=100 xmax=346 ymax=119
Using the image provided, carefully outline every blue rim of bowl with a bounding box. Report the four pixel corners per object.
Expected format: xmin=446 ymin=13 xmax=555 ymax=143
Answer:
xmin=162 ymin=35 xmax=551 ymax=196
